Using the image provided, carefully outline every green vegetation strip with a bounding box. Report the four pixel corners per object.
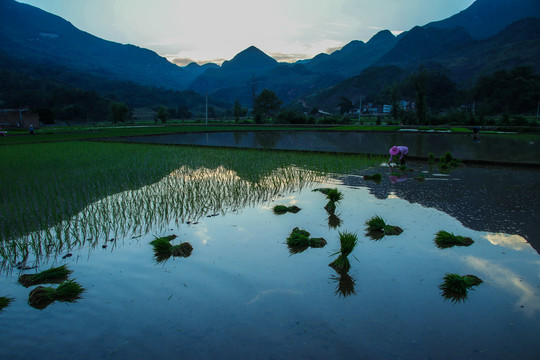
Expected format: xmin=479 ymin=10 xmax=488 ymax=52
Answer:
xmin=0 ymin=125 xmax=325 ymax=145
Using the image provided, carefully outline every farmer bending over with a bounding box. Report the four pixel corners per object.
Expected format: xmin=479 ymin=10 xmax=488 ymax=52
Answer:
xmin=389 ymin=146 xmax=409 ymax=165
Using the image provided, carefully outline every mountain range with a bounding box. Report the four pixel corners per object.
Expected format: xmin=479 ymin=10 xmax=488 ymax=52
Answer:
xmin=0 ymin=0 xmax=539 ymax=113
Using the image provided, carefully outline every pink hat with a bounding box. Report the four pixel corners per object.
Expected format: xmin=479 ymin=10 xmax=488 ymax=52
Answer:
xmin=389 ymin=146 xmax=399 ymax=155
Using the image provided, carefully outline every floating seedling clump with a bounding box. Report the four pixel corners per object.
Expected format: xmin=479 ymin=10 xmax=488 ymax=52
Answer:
xmin=28 ymin=279 xmax=85 ymax=310
xmin=325 ymin=189 xmax=344 ymax=214
xmin=18 ymin=265 xmax=72 ymax=287
xmin=309 ymin=237 xmax=328 ymax=248
xmin=150 ymin=235 xmax=193 ymax=263
xmin=439 ymin=273 xmax=483 ymax=303
xmin=363 ymin=173 xmax=382 ymax=183
xmin=286 ymin=227 xmax=327 ymax=254
xmin=329 ymin=231 xmax=358 ymax=274
xmin=0 ymin=296 xmax=14 ymax=311
xmin=434 ymin=230 xmax=474 ymax=249
xmin=313 ymin=188 xmax=344 ymax=214
xmin=438 ymin=151 xmax=462 ymax=170
xmin=273 ymin=205 xmax=301 ymax=215
xmin=286 ymin=228 xmax=311 ymax=247
xmin=365 ymin=215 xmax=403 ymax=240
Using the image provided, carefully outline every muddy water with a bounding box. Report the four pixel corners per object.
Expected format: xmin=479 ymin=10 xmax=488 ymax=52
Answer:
xmin=1 ymin=163 xmax=539 ymax=360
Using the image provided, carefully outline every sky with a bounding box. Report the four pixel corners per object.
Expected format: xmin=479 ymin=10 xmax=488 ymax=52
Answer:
xmin=17 ymin=0 xmax=475 ymax=66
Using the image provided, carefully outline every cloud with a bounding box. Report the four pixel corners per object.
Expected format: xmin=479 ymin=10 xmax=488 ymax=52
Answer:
xmin=269 ymin=52 xmax=311 ymax=63
xmin=170 ymin=57 xmax=196 ymax=67
xmin=483 ymin=233 xmax=533 ymax=252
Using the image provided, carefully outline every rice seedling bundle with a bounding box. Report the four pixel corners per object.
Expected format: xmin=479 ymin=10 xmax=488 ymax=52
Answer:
xmin=286 ymin=228 xmax=311 ymax=248
xmin=326 ymin=189 xmax=344 ymax=204
xmin=308 ymin=237 xmax=327 ymax=248
xmin=365 ymin=215 xmax=403 ymax=238
xmin=273 ymin=205 xmax=301 ymax=215
xmin=338 ymin=231 xmax=358 ymax=257
xmin=312 ymin=188 xmax=333 ymax=195
xmin=150 ymin=235 xmax=193 ymax=262
xmin=18 ymin=265 xmax=72 ymax=287
xmin=434 ymin=231 xmax=474 ymax=249
xmin=28 ymin=279 xmax=85 ymax=309
xmin=363 ymin=173 xmax=382 ymax=183
xmin=365 ymin=215 xmax=387 ymax=233
xmin=171 ymin=242 xmax=193 ymax=257
xmin=438 ymin=151 xmax=461 ymax=169
xmin=439 ymin=273 xmax=482 ymax=303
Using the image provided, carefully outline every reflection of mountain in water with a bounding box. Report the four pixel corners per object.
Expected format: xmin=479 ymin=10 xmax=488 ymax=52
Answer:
xmin=337 ymin=162 xmax=540 ymax=253
xmin=1 ymin=165 xmax=324 ymax=269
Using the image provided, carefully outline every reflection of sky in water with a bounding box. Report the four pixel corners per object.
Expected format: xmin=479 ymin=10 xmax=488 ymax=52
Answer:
xmin=1 ymin=166 xmax=539 ymax=359
xmin=464 ymin=255 xmax=540 ymax=316
xmin=484 ymin=233 xmax=532 ymax=251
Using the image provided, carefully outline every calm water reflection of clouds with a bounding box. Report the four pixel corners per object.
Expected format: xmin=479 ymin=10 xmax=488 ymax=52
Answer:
xmin=484 ymin=233 xmax=533 ymax=251
xmin=464 ymin=255 xmax=540 ymax=316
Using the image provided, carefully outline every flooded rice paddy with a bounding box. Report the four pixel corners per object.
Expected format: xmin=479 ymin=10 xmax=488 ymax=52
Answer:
xmin=1 ymin=158 xmax=539 ymax=359
xmin=121 ymin=130 xmax=540 ymax=165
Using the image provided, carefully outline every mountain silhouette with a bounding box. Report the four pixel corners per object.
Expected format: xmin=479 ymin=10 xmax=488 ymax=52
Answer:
xmin=0 ymin=0 xmax=190 ymax=89
xmin=425 ymin=0 xmax=540 ymax=40
xmin=0 ymin=0 xmax=539 ymax=111
xmin=221 ymin=46 xmax=278 ymax=72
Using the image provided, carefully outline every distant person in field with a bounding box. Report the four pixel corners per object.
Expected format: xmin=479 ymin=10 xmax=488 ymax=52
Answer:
xmin=389 ymin=145 xmax=408 ymax=165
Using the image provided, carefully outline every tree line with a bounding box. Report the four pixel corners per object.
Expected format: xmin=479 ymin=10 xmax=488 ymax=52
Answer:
xmin=1 ymin=56 xmax=538 ymax=126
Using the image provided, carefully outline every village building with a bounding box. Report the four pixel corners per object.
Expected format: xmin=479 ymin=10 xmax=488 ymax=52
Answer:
xmin=0 ymin=109 xmax=40 ymax=129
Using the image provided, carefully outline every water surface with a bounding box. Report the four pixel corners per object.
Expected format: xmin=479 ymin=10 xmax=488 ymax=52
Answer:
xmin=1 ymin=162 xmax=539 ymax=360
xmin=121 ymin=130 xmax=540 ymax=165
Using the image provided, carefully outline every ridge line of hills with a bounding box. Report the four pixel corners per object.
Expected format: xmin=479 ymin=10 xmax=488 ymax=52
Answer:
xmin=1 ymin=0 xmax=539 ymax=118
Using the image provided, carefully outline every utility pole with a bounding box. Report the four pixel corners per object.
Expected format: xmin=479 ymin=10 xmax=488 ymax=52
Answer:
xmin=251 ymin=74 xmax=256 ymax=120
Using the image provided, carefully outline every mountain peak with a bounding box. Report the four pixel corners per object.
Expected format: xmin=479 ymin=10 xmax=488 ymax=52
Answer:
xmin=368 ymin=30 xmax=395 ymax=43
xmin=221 ymin=46 xmax=278 ymax=71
